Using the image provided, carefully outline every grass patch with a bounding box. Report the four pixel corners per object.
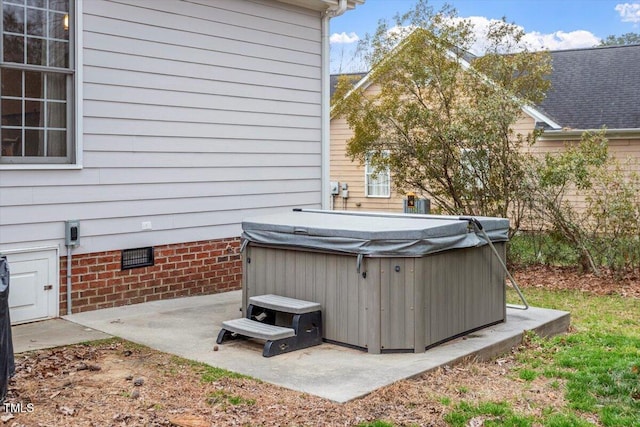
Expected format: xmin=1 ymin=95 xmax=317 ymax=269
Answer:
xmin=456 ymin=386 xmax=469 ymax=394
xmin=445 ymin=403 xmax=594 ymax=427
xmin=518 ymin=368 xmax=537 ymax=382
xmin=199 ymin=365 xmax=251 ymax=383
xmin=444 ymin=401 xmax=534 ymax=427
xmin=554 ymin=333 xmax=640 ymax=426
xmin=207 ymin=390 xmax=255 ymax=407
xmin=75 ymin=337 xmax=122 ymax=347
xmin=506 ymin=288 xmax=639 ymax=337
xmin=168 ymin=355 xmax=251 ymax=383
xmin=543 ymin=412 xmax=597 ymax=427
xmin=505 ymin=288 xmax=640 ymax=426
xmin=356 ymin=422 xmax=396 ymax=427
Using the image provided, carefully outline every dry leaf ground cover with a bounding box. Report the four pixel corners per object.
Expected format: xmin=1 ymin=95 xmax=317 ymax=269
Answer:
xmin=3 ymin=339 xmax=566 ymax=427
xmin=3 ymin=265 xmax=639 ymax=427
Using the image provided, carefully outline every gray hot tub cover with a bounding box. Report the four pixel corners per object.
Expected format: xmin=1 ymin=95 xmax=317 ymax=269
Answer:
xmin=241 ymin=210 xmax=509 ymax=258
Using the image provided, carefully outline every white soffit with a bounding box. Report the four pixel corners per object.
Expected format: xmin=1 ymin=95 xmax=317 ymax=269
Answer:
xmin=276 ymin=0 xmax=364 ymax=12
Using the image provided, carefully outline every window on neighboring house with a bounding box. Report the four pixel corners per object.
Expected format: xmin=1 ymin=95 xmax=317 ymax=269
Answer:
xmin=1 ymin=0 xmax=74 ymax=164
xmin=365 ymin=151 xmax=391 ymax=197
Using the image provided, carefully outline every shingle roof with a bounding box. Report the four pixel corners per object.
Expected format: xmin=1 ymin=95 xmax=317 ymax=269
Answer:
xmin=539 ymin=44 xmax=640 ymax=130
xmin=330 ymin=72 xmax=367 ymax=98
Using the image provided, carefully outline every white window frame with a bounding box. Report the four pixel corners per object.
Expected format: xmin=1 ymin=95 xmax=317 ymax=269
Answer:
xmin=0 ymin=0 xmax=82 ymax=170
xmin=365 ymin=151 xmax=391 ymax=198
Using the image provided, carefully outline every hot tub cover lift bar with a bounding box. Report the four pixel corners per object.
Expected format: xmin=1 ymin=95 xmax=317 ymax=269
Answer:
xmin=460 ymin=216 xmax=528 ymax=310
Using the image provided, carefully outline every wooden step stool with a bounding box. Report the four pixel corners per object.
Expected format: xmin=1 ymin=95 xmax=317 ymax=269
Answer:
xmin=216 ymin=294 xmax=323 ymax=357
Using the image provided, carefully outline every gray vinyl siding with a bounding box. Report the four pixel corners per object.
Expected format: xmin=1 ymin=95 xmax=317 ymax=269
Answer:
xmin=0 ymin=0 xmax=323 ymax=253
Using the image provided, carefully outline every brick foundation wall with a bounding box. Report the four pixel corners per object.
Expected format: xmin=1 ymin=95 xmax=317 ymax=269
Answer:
xmin=59 ymin=237 xmax=242 ymax=314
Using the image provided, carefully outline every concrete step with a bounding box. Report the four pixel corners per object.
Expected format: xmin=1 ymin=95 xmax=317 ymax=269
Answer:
xmin=249 ymin=294 xmax=321 ymax=314
xmin=221 ymin=317 xmax=295 ymax=341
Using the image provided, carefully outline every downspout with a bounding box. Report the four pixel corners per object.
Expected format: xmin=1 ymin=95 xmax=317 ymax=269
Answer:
xmin=66 ymin=246 xmax=72 ymax=315
xmin=321 ymin=0 xmax=347 ymax=209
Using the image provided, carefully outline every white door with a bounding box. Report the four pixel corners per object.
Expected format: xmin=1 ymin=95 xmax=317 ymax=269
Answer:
xmin=5 ymin=248 xmax=58 ymax=324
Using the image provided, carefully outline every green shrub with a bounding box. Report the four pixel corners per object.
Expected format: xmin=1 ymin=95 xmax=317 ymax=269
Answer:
xmin=523 ymin=129 xmax=640 ymax=275
xmin=508 ymin=232 xmax=578 ymax=267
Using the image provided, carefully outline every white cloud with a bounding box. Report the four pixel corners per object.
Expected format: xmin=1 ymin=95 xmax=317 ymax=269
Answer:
xmin=454 ymin=16 xmax=599 ymax=54
xmin=522 ymin=30 xmax=600 ymax=51
xmin=460 ymin=16 xmax=504 ymax=54
xmin=330 ymin=32 xmax=360 ymax=44
xmin=330 ymin=16 xmax=603 ymax=71
xmin=615 ymin=3 xmax=640 ymax=23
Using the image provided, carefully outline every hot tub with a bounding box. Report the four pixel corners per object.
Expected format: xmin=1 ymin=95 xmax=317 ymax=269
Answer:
xmin=240 ymin=209 xmax=509 ymax=354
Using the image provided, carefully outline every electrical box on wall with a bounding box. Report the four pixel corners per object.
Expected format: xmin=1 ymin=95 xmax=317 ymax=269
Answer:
xmin=341 ymin=183 xmax=349 ymax=199
xmin=330 ymin=181 xmax=340 ymax=195
xmin=65 ymin=220 xmax=80 ymax=247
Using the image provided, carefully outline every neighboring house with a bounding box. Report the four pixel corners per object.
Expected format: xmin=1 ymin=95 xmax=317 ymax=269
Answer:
xmin=0 ymin=0 xmax=362 ymax=324
xmin=330 ymin=44 xmax=640 ymax=213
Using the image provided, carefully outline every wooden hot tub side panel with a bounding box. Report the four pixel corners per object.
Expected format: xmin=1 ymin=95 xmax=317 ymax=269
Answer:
xmin=423 ymin=243 xmax=506 ymax=348
xmin=244 ymin=246 xmax=369 ymax=349
xmin=425 ymin=249 xmax=464 ymax=345
xmin=379 ymin=257 xmax=417 ymax=351
xmin=243 ymin=242 xmax=506 ymax=354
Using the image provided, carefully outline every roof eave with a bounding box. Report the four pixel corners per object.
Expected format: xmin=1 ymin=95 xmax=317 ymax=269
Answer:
xmin=522 ymin=105 xmax=561 ymax=130
xmin=276 ymin=0 xmax=364 ymax=12
xmin=329 ymin=37 xmax=559 ymax=128
xmin=539 ymin=128 xmax=640 ymax=140
xmin=330 ymin=38 xmax=475 ymax=119
xmin=330 ymin=71 xmax=372 ymax=119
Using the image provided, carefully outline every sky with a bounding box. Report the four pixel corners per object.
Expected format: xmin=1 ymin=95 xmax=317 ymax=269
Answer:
xmin=329 ymin=0 xmax=640 ymax=73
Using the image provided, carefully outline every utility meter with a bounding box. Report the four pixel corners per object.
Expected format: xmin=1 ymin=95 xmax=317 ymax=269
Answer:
xmin=330 ymin=181 xmax=340 ymax=195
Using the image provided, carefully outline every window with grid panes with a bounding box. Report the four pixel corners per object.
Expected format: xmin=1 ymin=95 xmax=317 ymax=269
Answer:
xmin=365 ymin=151 xmax=391 ymax=197
xmin=1 ymin=0 xmax=74 ymax=164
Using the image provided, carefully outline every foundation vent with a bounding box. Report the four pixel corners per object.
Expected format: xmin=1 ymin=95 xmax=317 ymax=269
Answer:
xmin=121 ymin=247 xmax=154 ymax=270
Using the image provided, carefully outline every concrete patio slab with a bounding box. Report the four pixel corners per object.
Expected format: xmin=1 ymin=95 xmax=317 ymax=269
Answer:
xmin=57 ymin=290 xmax=570 ymax=403
xmin=11 ymin=318 xmax=111 ymax=353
